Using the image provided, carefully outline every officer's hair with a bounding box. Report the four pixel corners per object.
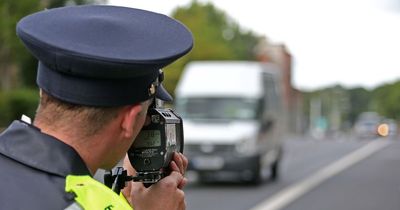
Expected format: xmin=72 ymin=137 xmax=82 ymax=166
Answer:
xmin=35 ymin=91 xmax=122 ymax=137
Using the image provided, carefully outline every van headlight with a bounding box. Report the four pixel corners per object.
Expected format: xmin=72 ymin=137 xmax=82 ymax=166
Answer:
xmin=235 ymin=136 xmax=257 ymax=155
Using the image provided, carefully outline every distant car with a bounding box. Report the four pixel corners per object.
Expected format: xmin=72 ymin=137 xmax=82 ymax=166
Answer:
xmin=353 ymin=112 xmax=381 ymax=139
xmin=386 ymin=119 xmax=398 ymax=138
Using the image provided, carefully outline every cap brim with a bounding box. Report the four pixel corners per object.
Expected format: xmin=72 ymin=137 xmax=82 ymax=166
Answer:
xmin=156 ymin=84 xmax=173 ymax=101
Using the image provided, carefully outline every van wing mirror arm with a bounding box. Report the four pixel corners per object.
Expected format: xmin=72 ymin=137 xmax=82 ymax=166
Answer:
xmin=261 ymin=119 xmax=274 ymax=131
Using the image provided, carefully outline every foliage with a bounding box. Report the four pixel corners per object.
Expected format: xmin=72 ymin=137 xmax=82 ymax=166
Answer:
xmin=0 ymin=89 xmax=39 ymax=127
xmin=4 ymin=0 xmax=400 ymax=129
xmin=302 ymin=85 xmax=351 ymax=131
xmin=0 ymin=0 xmax=104 ymax=127
xmin=0 ymin=0 xmax=42 ymax=89
xmin=163 ymin=1 xmax=261 ymax=96
xmin=347 ymin=87 xmax=371 ymax=123
xmin=372 ymin=81 xmax=400 ymax=121
xmin=303 ymin=80 xmax=400 ymax=131
xmin=1 ymin=0 xmax=260 ymax=98
xmin=0 ymin=0 xmax=104 ymax=90
xmin=0 ymin=92 xmax=11 ymax=126
xmin=46 ymin=0 xmax=104 ymax=8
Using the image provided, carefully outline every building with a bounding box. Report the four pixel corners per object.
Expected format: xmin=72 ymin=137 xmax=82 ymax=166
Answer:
xmin=254 ymin=37 xmax=304 ymax=134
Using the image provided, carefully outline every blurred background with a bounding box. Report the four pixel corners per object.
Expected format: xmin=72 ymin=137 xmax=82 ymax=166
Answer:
xmin=1 ymin=0 xmax=400 ymax=210
xmin=1 ymin=0 xmax=400 ymax=137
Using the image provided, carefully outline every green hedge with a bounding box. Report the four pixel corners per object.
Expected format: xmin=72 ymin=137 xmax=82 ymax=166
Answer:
xmin=0 ymin=89 xmax=39 ymax=127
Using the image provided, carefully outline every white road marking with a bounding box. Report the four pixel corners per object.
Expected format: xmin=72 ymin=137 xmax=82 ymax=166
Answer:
xmin=249 ymin=140 xmax=391 ymax=210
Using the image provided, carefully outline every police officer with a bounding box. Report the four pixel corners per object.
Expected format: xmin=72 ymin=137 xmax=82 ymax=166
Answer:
xmin=0 ymin=5 xmax=192 ymax=210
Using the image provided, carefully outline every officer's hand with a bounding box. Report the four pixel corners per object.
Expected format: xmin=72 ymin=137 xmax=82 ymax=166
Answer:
xmin=129 ymin=171 xmax=186 ymax=210
xmin=122 ymin=154 xmax=188 ymax=210
xmin=170 ymin=152 xmax=189 ymax=189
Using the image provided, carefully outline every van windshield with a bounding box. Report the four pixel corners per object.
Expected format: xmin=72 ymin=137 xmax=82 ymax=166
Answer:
xmin=175 ymin=97 xmax=260 ymax=121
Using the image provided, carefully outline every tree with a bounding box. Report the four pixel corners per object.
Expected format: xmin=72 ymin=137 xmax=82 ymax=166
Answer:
xmin=372 ymin=81 xmax=400 ymax=120
xmin=0 ymin=0 xmax=41 ymax=90
xmin=0 ymin=0 xmax=104 ymax=90
xmin=162 ymin=1 xmax=261 ymax=96
xmin=303 ymin=85 xmax=362 ymax=133
xmin=2 ymin=0 xmax=259 ymax=96
xmin=347 ymin=87 xmax=371 ymax=124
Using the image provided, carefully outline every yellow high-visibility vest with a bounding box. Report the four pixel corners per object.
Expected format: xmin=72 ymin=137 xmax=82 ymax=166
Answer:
xmin=65 ymin=175 xmax=133 ymax=210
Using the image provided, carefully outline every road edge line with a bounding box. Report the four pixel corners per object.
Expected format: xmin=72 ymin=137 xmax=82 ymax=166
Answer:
xmin=248 ymin=140 xmax=391 ymax=210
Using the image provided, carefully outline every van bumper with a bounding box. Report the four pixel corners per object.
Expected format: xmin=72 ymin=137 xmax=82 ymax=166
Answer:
xmin=187 ymin=154 xmax=260 ymax=181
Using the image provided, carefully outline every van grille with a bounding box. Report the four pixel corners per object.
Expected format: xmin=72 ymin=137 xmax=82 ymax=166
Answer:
xmin=184 ymin=143 xmax=235 ymax=155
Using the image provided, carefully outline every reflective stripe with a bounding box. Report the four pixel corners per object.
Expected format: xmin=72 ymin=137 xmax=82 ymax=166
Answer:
xmin=65 ymin=175 xmax=133 ymax=210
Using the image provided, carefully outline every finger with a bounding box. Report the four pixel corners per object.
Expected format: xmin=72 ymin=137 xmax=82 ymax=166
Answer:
xmin=161 ymin=171 xmax=183 ymax=188
xmin=130 ymin=180 xmax=146 ymax=192
xmin=123 ymin=155 xmax=137 ymax=176
xmin=128 ymin=180 xmax=148 ymax=207
xmin=173 ymin=152 xmax=184 ymax=174
xmin=180 ymin=153 xmax=188 ymax=173
xmin=129 ymin=180 xmax=147 ymax=204
xmin=121 ymin=181 xmax=132 ymax=204
xmin=177 ymin=177 xmax=188 ymax=190
xmin=169 ymin=160 xmax=180 ymax=173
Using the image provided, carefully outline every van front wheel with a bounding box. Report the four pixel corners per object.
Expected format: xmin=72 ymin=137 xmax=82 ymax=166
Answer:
xmin=270 ymin=159 xmax=280 ymax=181
xmin=246 ymin=157 xmax=262 ymax=185
xmin=270 ymin=147 xmax=283 ymax=181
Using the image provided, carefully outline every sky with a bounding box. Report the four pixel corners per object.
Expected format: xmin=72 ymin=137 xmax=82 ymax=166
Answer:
xmin=108 ymin=0 xmax=400 ymax=91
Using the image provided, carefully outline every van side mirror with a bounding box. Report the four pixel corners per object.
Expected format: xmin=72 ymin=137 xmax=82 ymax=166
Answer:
xmin=261 ymin=119 xmax=274 ymax=131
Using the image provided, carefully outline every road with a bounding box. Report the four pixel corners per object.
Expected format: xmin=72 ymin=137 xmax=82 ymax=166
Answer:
xmin=184 ymin=136 xmax=400 ymax=210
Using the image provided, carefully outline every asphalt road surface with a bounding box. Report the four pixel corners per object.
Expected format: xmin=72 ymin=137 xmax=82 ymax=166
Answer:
xmin=185 ymin=136 xmax=399 ymax=210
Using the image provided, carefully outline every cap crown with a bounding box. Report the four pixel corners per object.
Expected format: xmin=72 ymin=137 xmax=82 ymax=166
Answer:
xmin=17 ymin=5 xmax=193 ymax=106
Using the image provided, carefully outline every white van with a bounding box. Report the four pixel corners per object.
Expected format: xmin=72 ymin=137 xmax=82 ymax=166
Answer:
xmin=175 ymin=61 xmax=286 ymax=183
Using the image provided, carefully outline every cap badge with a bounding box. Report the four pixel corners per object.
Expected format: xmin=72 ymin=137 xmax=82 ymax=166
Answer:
xmin=149 ymin=83 xmax=156 ymax=96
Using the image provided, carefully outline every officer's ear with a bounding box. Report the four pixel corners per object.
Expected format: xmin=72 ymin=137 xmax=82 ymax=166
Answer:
xmin=120 ymin=104 xmax=144 ymax=138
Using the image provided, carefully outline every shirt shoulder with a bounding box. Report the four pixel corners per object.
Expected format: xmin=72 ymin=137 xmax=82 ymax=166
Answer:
xmin=0 ymin=152 xmax=75 ymax=209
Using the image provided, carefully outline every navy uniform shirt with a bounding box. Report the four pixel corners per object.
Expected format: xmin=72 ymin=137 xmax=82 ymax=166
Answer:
xmin=0 ymin=120 xmax=90 ymax=209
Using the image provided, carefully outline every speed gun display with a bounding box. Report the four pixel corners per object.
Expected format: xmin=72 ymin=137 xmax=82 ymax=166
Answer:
xmin=105 ymin=106 xmax=184 ymax=191
xmin=128 ymin=108 xmax=184 ymax=186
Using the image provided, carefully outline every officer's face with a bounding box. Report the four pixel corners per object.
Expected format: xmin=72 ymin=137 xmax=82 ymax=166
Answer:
xmin=102 ymin=99 xmax=153 ymax=170
xmin=125 ymin=99 xmax=153 ymax=147
xmin=137 ymin=98 xmax=153 ymax=128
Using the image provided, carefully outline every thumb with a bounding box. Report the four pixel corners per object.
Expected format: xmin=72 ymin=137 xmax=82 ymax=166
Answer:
xmin=158 ymin=171 xmax=184 ymax=188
